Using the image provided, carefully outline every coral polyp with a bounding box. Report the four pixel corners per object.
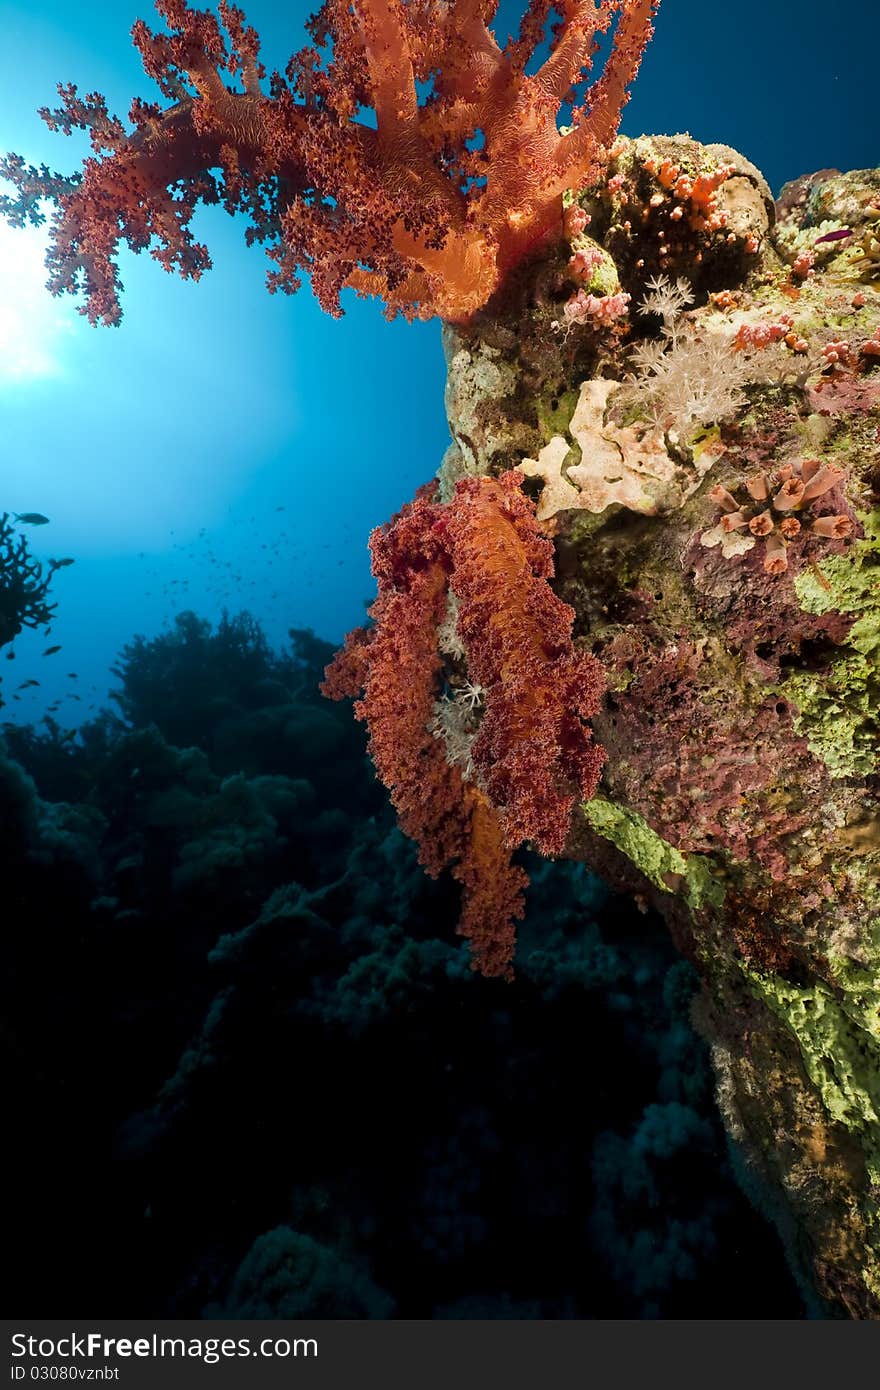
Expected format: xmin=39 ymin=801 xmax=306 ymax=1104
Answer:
xmin=702 ymin=459 xmax=855 ymax=575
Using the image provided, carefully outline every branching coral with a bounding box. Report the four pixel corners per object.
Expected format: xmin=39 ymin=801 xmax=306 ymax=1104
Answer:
xmin=1 ymin=0 xmax=658 ymax=327
xmin=0 ymin=513 xmax=57 ymax=654
xmin=322 ymin=471 xmax=605 ymax=978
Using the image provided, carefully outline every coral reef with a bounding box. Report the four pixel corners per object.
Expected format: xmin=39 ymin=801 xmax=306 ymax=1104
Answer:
xmin=5 ymin=0 xmax=879 ymax=1322
xmin=435 ymin=142 xmax=880 ymax=1316
xmin=2 ymin=610 xmax=802 ymax=1319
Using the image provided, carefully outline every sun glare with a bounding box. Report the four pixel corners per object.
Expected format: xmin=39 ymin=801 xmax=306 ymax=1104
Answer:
xmin=0 ymin=214 xmax=76 ymax=385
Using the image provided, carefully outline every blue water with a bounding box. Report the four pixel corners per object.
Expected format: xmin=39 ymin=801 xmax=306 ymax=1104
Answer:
xmin=0 ymin=0 xmax=874 ymax=723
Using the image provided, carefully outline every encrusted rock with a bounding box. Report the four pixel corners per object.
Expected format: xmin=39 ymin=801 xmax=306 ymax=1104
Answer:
xmin=439 ymin=136 xmax=880 ymax=1318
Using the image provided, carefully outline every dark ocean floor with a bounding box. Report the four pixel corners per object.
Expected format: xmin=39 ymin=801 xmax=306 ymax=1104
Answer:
xmin=3 ymin=612 xmax=806 ymax=1318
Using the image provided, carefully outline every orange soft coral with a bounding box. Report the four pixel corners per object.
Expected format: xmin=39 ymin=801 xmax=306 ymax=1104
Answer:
xmin=322 ymin=471 xmax=605 ymax=978
xmin=2 ymin=0 xmax=658 ymax=326
xmin=321 ymin=489 xmax=527 ymax=979
xmin=439 ymin=472 xmax=606 ymax=856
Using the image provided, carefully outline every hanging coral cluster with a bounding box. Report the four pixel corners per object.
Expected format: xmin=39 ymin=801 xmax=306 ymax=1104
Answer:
xmin=322 ymin=472 xmax=605 ymax=978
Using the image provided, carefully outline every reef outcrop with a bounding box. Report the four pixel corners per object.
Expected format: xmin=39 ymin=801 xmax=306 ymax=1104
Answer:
xmin=438 ymin=135 xmax=880 ymax=1317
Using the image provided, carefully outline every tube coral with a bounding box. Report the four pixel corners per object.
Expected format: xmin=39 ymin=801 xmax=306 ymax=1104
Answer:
xmin=702 ymin=458 xmax=853 ymax=575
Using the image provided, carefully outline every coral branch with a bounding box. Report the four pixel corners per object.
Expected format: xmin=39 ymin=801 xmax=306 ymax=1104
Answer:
xmin=572 ymin=0 xmax=657 ymax=151
xmin=347 ymin=495 xmax=465 ymax=878
xmin=2 ymin=0 xmax=659 ymax=325
xmin=456 ymin=785 xmax=528 ymax=979
xmin=534 ymin=3 xmax=604 ymax=105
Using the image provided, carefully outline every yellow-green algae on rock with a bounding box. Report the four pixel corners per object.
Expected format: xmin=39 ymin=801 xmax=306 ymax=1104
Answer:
xmin=744 ymin=959 xmax=880 ymax=1175
xmin=582 ymin=797 xmax=724 ymax=912
xmin=742 ymin=948 xmax=880 ymax=1303
xmin=783 ymin=510 xmax=880 ymax=778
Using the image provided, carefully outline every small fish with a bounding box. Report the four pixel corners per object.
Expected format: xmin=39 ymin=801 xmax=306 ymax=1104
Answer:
xmin=67 ymin=673 xmax=78 ymax=679
xmin=49 ymin=557 xmax=76 ymax=569
xmin=4 ymin=651 xmax=14 ymax=660
xmin=16 ymin=679 xmax=39 ymax=689
xmin=814 ymin=228 xmax=853 ymax=244
xmin=43 ymin=645 xmax=62 ymax=656
xmin=14 ymin=512 xmax=50 ymax=525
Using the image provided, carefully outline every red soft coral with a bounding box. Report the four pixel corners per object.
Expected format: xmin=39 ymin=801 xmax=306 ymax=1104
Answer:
xmin=322 ymin=471 xmax=605 ymax=977
xmin=440 ymin=472 xmax=606 ymax=855
xmin=2 ymin=0 xmax=659 ymax=325
xmin=322 ymin=490 xmax=527 ymax=978
xmin=340 ymin=493 xmax=466 ymax=878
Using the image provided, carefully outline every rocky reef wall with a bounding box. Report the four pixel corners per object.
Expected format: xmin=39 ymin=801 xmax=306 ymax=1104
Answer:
xmin=439 ymin=135 xmax=880 ymax=1317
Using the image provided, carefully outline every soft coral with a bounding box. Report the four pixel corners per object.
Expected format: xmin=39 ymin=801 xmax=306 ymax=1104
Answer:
xmin=1 ymin=0 xmax=659 ymax=325
xmin=322 ymin=472 xmax=605 ymax=978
